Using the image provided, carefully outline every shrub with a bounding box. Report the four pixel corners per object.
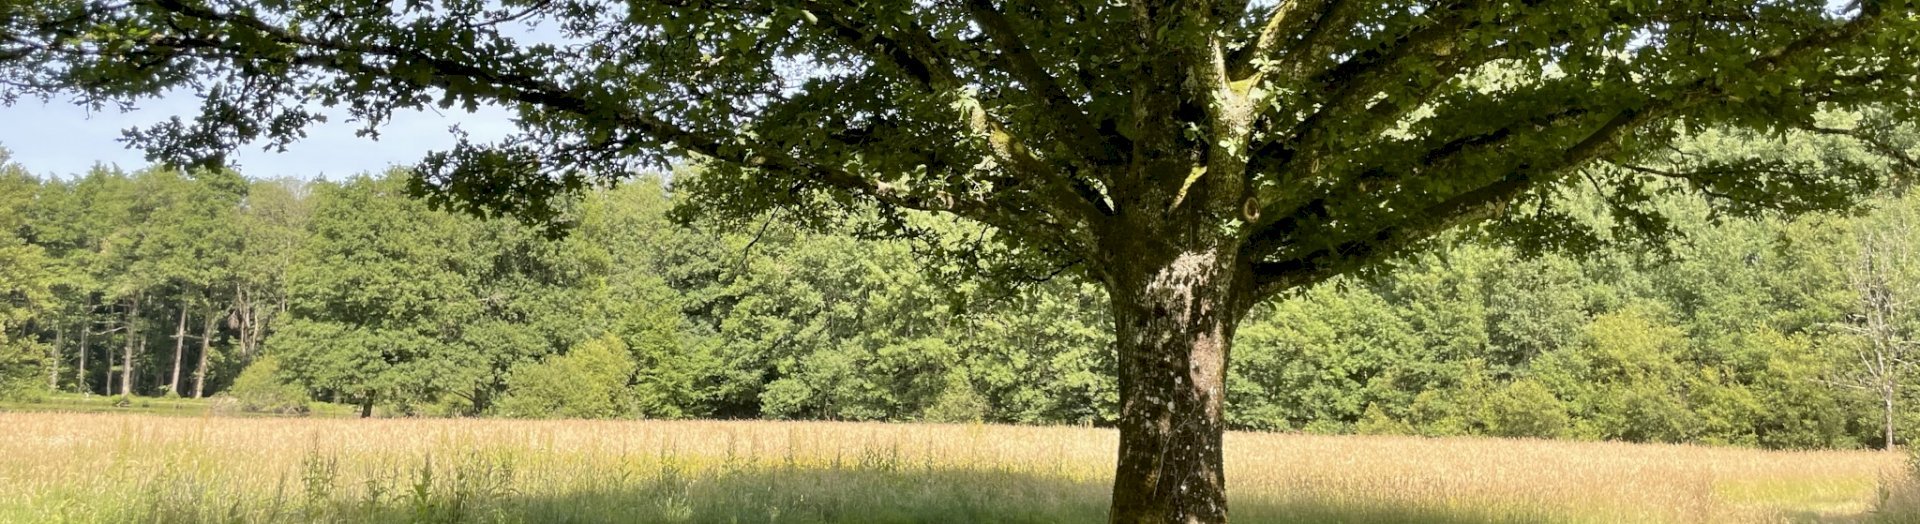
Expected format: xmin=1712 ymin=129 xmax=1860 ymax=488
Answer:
xmin=228 ymin=356 xmax=311 ymax=414
xmin=496 ymin=334 xmax=638 ymax=419
xmin=1486 ymin=379 xmax=1570 ymax=438
xmin=923 ymin=374 xmax=989 ymax=423
xmin=0 ymin=340 xmax=43 ymax=402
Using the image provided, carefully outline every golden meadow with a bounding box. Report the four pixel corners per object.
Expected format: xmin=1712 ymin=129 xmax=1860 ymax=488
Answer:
xmin=4 ymin=412 xmax=1920 ymax=523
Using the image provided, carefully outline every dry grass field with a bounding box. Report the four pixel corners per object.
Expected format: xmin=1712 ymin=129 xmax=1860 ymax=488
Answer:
xmin=0 ymin=412 xmax=1913 ymax=523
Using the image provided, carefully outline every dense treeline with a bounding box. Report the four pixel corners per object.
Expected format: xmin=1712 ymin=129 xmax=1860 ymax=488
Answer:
xmin=0 ymin=146 xmax=1915 ymax=450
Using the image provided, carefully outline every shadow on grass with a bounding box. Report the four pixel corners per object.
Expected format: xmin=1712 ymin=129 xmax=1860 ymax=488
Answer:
xmin=119 ymin=465 xmax=1551 ymax=524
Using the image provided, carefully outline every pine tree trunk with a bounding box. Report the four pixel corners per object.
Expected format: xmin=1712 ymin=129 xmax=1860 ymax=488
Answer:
xmin=193 ymin=310 xmax=215 ymax=398
xmin=169 ymin=305 xmax=187 ymax=396
xmin=1105 ymin=245 xmax=1249 ymax=524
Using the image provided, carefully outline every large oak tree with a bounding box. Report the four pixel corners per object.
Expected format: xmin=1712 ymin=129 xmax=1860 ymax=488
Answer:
xmin=4 ymin=1 xmax=1918 ymax=521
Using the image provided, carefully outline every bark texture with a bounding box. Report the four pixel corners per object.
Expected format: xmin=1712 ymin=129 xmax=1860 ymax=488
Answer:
xmin=1104 ymin=239 xmax=1251 ymax=524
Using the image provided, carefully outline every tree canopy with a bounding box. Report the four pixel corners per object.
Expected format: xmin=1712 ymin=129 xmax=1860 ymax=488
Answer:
xmin=6 ymin=1 xmax=1919 ymax=521
xmin=0 ymin=1 xmax=1909 ymax=275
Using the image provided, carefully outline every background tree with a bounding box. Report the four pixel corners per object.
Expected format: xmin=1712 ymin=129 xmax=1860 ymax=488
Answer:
xmin=6 ymin=1 xmax=1920 ymax=520
xmin=0 ymin=151 xmax=52 ymax=399
xmin=35 ymin=167 xmax=141 ymax=396
xmin=229 ymin=178 xmax=314 ymax=367
xmin=269 ymin=171 xmax=599 ymax=416
xmin=270 ymin=173 xmax=472 ymax=416
xmin=135 ymin=168 xmax=244 ymax=397
xmin=1828 ymin=206 xmax=1920 ymax=449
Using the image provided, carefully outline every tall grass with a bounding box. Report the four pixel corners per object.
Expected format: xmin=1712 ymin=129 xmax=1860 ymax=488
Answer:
xmin=0 ymin=412 xmax=1903 ymax=523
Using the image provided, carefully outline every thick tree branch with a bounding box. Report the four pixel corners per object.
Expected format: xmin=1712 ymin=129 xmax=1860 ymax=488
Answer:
xmin=1250 ymin=104 xmax=1662 ymax=294
xmin=1231 ymin=0 xmax=1332 ymax=81
xmin=798 ymin=1 xmax=1115 ymax=223
xmin=1246 ymin=0 xmax=1494 ymax=193
xmin=960 ymin=0 xmax=1117 ymax=164
xmin=796 ymin=2 xmax=957 ymax=88
xmin=136 ymin=0 xmax=1014 ymax=222
xmin=1265 ymin=0 xmax=1356 ymax=83
xmin=1241 ymin=1 xmax=1897 ymax=296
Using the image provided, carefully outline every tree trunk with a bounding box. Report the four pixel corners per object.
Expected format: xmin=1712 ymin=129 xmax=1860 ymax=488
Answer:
xmin=104 ymin=310 xmax=115 ymax=396
xmin=169 ymin=305 xmax=187 ymax=396
xmin=233 ymin=285 xmax=252 ymax=359
xmin=49 ymin=326 xmax=63 ymax=391
xmin=233 ymin=285 xmax=270 ymax=363
xmin=105 ymin=340 xmax=114 ymax=396
xmin=1105 ymin=245 xmax=1249 ymax=524
xmin=1886 ymin=388 xmax=1897 ymax=451
xmin=137 ymin=331 xmax=149 ymax=396
xmin=193 ymin=309 xmax=216 ymax=398
xmin=121 ymin=296 xmax=140 ymax=397
xmin=359 ymin=394 xmax=375 ymax=418
xmin=76 ymin=316 xmax=89 ymax=395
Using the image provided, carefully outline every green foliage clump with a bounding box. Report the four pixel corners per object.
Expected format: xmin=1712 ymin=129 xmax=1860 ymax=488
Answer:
xmin=497 ymin=335 xmax=638 ymax=419
xmin=227 ymin=356 xmax=310 ymax=414
xmin=1484 ymin=380 xmax=1570 ymax=439
xmin=0 ymin=155 xmax=50 ymax=401
xmin=923 ymin=374 xmax=990 ymax=424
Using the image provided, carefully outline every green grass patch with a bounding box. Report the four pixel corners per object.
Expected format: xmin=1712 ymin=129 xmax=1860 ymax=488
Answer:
xmin=0 ymin=392 xmax=358 ymax=418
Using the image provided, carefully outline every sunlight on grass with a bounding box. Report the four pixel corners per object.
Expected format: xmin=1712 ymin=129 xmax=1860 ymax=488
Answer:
xmin=0 ymin=412 xmax=1904 ymax=523
xmin=1713 ymin=477 xmax=1885 ymax=517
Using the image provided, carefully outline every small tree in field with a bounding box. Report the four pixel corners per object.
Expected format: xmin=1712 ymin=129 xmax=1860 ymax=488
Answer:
xmin=5 ymin=1 xmax=1919 ymax=521
xmin=1831 ymin=211 xmax=1920 ymax=450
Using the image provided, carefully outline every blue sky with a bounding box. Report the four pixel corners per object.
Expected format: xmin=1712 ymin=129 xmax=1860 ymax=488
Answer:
xmin=0 ymin=93 xmax=519 ymax=179
xmin=1 ymin=9 xmax=558 ymax=181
